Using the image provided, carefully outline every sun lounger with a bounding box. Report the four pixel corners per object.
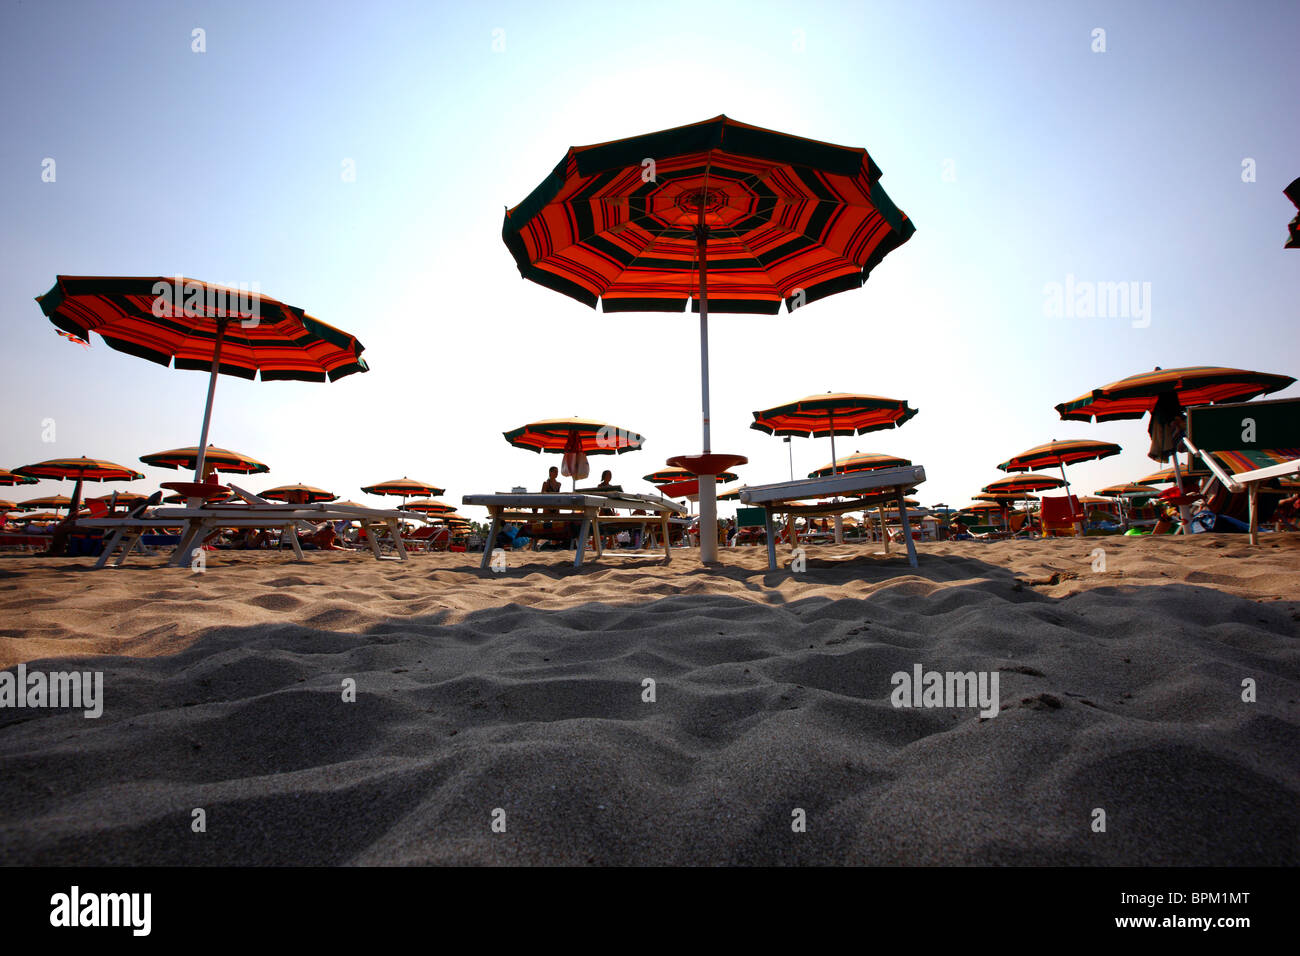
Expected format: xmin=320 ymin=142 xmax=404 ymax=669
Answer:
xmin=82 ymin=485 xmax=424 ymax=568
xmin=1182 ymin=397 xmax=1300 ymax=545
xmin=461 ymin=491 xmax=688 ymax=568
xmin=738 ymin=466 xmax=927 ymax=570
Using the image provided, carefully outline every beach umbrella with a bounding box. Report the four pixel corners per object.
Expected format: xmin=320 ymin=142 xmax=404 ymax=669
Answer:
xmin=17 ymin=512 xmax=64 ymax=523
xmin=37 ymin=275 xmax=368 ymax=481
xmin=15 ymin=495 xmax=76 ymax=511
xmin=401 ymin=498 xmax=456 ymax=515
xmin=982 ymin=473 xmax=1064 ymax=495
xmin=1055 ymin=366 xmax=1295 ymax=423
xmin=807 ymin=451 xmax=910 ymax=479
xmin=717 ymin=484 xmax=744 ymax=502
xmin=141 ymin=445 xmax=269 ymax=476
xmin=643 ymin=466 xmax=739 ymax=485
xmin=502 ymin=115 xmax=915 ymax=562
xmin=752 ymin=393 xmax=918 ymax=476
xmin=1137 ymin=463 xmax=1210 ymax=486
xmin=974 ymin=491 xmax=1039 ymax=530
xmin=0 ymin=501 xmax=15 ymax=513
xmin=0 ymin=469 xmax=38 ymax=487
xmin=14 ymin=457 xmax=144 ymax=542
xmin=998 ymin=439 xmax=1121 ymax=532
xmin=261 ymin=483 xmax=336 ymax=503
xmin=504 ymin=417 xmax=645 ymax=489
xmin=361 ymin=478 xmax=447 ymax=502
xmin=1096 ymin=483 xmax=1156 ymax=498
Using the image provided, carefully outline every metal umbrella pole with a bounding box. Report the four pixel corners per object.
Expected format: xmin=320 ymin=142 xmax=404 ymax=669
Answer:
xmin=695 ymin=208 xmax=719 ymax=563
xmin=192 ymin=317 xmax=229 ymax=482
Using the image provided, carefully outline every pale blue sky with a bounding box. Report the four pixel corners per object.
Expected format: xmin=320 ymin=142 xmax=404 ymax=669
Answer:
xmin=2 ymin=0 xmax=1297 ymax=516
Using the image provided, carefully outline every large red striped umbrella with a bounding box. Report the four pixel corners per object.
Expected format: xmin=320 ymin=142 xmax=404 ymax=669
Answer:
xmin=807 ymin=451 xmax=910 ymax=479
xmin=141 ymin=445 xmax=269 ymax=475
xmin=1137 ymin=462 xmax=1211 ymax=486
xmin=361 ymin=478 xmax=447 ymax=500
xmin=1055 ymin=366 xmax=1295 ymax=423
xmin=37 ymin=276 xmax=369 ymax=480
xmin=503 ymin=116 xmax=914 ymax=562
xmin=753 ymin=393 xmax=917 ymax=479
xmin=0 ymin=469 xmax=38 ymax=487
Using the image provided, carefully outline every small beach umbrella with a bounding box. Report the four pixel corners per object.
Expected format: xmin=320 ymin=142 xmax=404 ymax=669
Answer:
xmin=0 ymin=469 xmax=38 ymax=487
xmin=1137 ymin=462 xmax=1211 ymax=486
xmin=982 ymin=473 xmax=1065 ymax=495
xmin=261 ymin=483 xmax=336 ymax=503
xmin=998 ymin=439 xmax=1121 ymax=531
xmin=15 ymin=495 xmax=76 ymax=512
xmin=0 ymin=501 xmax=16 ymax=513
xmin=504 ymin=417 xmax=645 ymax=489
xmin=361 ymin=478 xmax=447 ymax=502
xmin=502 ymin=115 xmax=915 ymax=562
xmin=401 ymin=498 xmax=456 ymax=515
xmin=716 ymin=484 xmax=744 ymax=502
xmin=141 ymin=445 xmax=269 ymax=476
xmin=37 ymin=275 xmax=368 ymax=481
xmin=643 ymin=466 xmax=739 ymax=485
xmin=1056 ymin=366 xmax=1296 ymax=423
xmin=752 ymin=393 xmax=918 ymax=477
xmin=807 ymin=451 xmax=910 ymax=479
xmin=14 ymin=457 xmax=144 ymax=538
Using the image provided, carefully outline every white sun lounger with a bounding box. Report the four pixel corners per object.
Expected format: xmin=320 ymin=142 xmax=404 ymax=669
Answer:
xmin=739 ymin=465 xmax=927 ymax=570
xmin=82 ymin=484 xmax=425 ymax=568
xmin=462 ymin=491 xmax=688 ymax=569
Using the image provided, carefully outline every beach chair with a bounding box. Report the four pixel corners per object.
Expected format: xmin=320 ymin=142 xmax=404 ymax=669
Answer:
xmin=1182 ymin=397 xmax=1300 ymax=544
xmin=1039 ymin=495 xmax=1085 ymax=537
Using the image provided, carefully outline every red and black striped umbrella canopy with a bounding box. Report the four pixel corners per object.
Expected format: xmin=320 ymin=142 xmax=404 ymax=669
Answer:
xmin=752 ymin=393 xmax=918 ymax=437
xmin=37 ymin=276 xmax=369 ymax=382
xmin=503 ymin=417 xmax=645 ymax=455
xmin=982 ymin=473 xmax=1065 ymax=494
xmin=91 ymin=491 xmax=149 ymax=505
xmin=0 ymin=500 xmax=16 ymax=512
xmin=807 ymin=451 xmax=911 ymax=478
xmin=141 ymin=445 xmax=269 ymax=474
xmin=260 ymin=483 xmax=337 ymax=503
xmin=643 ymin=466 xmax=738 ymax=485
xmin=400 ymin=498 xmax=456 ymax=515
xmin=361 ymin=478 xmax=446 ymax=498
xmin=0 ymin=469 xmax=38 ymax=487
xmin=15 ymin=456 xmax=144 ymax=482
xmin=998 ymin=440 xmax=1121 ymax=472
xmin=716 ymin=484 xmax=744 ymax=501
xmin=1055 ymin=366 xmax=1295 ymax=423
xmin=502 ymin=115 xmax=915 ymax=314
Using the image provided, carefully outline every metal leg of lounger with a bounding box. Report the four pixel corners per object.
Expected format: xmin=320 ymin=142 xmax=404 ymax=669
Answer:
xmin=592 ymin=515 xmax=603 ymax=558
xmin=286 ymin=524 xmax=305 ymax=559
xmin=115 ymin=530 xmax=145 ymax=567
xmin=573 ymin=514 xmax=591 ymax=568
xmin=95 ymin=528 xmax=126 ymax=569
xmin=660 ymin=515 xmax=671 ymax=562
xmin=389 ymin=519 xmax=408 ymax=560
xmin=170 ymin=522 xmax=205 ymax=568
xmin=878 ymin=506 xmax=890 ymax=554
xmin=366 ymin=522 xmax=384 ymax=559
xmin=1248 ymin=484 xmax=1259 ymax=546
xmin=764 ymin=506 xmax=777 ymax=571
xmin=480 ymin=511 xmax=502 ymax=569
xmin=896 ymin=488 xmax=918 ymax=568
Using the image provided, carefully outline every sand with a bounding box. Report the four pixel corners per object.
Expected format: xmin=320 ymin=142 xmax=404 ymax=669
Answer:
xmin=0 ymin=534 xmax=1297 ymax=865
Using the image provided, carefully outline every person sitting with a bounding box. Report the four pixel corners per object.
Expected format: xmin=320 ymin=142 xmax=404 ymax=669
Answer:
xmin=542 ymin=466 xmax=562 ymax=494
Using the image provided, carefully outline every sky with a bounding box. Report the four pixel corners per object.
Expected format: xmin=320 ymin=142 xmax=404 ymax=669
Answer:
xmin=2 ymin=0 xmax=1297 ymax=520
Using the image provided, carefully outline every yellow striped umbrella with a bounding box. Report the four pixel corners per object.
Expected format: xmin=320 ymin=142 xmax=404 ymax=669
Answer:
xmin=401 ymin=498 xmax=456 ymax=515
xmin=141 ymin=445 xmax=269 ymax=475
xmin=807 ymin=451 xmax=910 ymax=478
xmin=361 ymin=477 xmax=446 ymax=500
xmin=0 ymin=469 xmax=38 ymax=487
xmin=1056 ymin=366 xmax=1295 ymax=422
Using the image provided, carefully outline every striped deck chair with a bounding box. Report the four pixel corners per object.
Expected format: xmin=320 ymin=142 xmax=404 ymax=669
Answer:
xmin=1183 ymin=398 xmax=1300 ymax=544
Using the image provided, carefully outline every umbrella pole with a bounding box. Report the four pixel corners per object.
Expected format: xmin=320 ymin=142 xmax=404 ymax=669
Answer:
xmin=1171 ymin=454 xmax=1191 ymax=533
xmin=696 ymin=218 xmax=718 ymax=563
xmin=829 ymin=412 xmax=843 ymax=544
xmin=1058 ymin=461 xmax=1082 ymax=536
xmin=193 ymin=318 xmax=228 ymax=481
